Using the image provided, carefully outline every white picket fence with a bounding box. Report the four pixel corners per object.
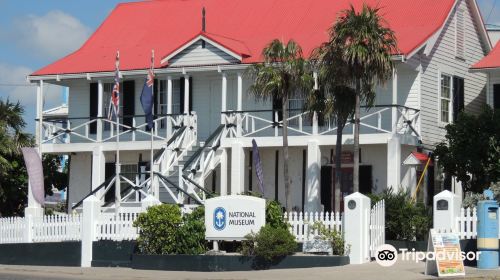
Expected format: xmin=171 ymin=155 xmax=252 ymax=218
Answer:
xmin=96 ymin=212 xmax=141 ymax=241
xmin=455 ymin=207 xmax=478 ymax=239
xmin=283 ymin=211 xmax=342 ymax=242
xmin=0 ymin=217 xmax=27 ymax=244
xmin=369 ymin=200 xmax=385 ymax=258
xmin=0 ymin=210 xmax=142 ymax=244
xmin=32 ymin=214 xmax=82 ymax=242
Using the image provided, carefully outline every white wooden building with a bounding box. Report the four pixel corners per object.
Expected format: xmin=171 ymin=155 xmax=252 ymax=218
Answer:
xmin=26 ymin=0 xmax=493 ymax=214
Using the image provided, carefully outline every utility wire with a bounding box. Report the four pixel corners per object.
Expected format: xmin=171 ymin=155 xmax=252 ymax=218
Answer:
xmin=486 ymin=0 xmax=498 ymax=24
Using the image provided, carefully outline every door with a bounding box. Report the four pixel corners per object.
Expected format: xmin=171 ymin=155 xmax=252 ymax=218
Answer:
xmin=321 ymin=166 xmax=333 ymax=212
xmin=122 ymin=80 xmax=135 ymax=129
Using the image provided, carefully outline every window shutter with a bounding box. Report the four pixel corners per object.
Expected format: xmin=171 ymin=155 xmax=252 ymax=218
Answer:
xmin=494 ymin=84 xmax=500 ymax=110
xmin=89 ymin=83 xmax=98 ymax=134
xmin=452 ymin=76 xmax=464 ymax=122
xmin=153 ymin=78 xmax=158 ymax=116
xmin=122 ymin=80 xmax=135 ymax=129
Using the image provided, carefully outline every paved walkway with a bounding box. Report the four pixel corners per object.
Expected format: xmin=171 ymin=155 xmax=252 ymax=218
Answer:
xmin=0 ymin=261 xmax=499 ymax=280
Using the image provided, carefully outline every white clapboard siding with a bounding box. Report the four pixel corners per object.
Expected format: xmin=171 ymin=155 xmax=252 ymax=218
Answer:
xmin=419 ymin=0 xmax=488 ymax=148
xmin=96 ymin=212 xmax=140 ymax=241
xmin=284 ymin=211 xmax=342 ymax=242
xmin=0 ymin=217 xmax=26 ymax=244
xmin=32 ymin=214 xmax=82 ymax=242
xmin=169 ymin=40 xmax=239 ymax=67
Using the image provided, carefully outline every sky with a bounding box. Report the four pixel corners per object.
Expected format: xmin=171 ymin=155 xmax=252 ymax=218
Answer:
xmin=0 ymin=0 xmax=499 ymax=133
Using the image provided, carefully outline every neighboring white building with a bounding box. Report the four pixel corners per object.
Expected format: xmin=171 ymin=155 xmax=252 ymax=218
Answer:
xmin=486 ymin=24 xmax=500 ymax=45
xmin=27 ymin=0 xmax=492 ymax=214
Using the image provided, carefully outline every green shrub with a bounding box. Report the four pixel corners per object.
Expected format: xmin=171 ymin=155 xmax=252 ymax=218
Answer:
xmin=241 ymin=224 xmax=296 ymax=261
xmin=310 ymin=222 xmax=348 ymax=255
xmin=134 ymin=204 xmax=182 ymax=254
xmin=174 ymin=206 xmax=208 ymax=255
xmin=133 ymin=204 xmax=208 ymax=255
xmin=370 ymin=188 xmax=431 ymax=241
xmin=266 ymin=200 xmax=287 ymax=229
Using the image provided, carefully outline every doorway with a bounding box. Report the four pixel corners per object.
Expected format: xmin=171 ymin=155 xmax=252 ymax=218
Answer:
xmin=320 ymin=166 xmax=353 ymax=212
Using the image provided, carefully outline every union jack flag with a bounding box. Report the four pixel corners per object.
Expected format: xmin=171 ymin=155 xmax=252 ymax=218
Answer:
xmin=108 ymin=53 xmax=120 ymax=120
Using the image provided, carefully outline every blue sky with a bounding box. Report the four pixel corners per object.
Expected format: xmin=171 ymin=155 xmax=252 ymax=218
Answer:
xmin=0 ymin=0 xmax=499 ymax=133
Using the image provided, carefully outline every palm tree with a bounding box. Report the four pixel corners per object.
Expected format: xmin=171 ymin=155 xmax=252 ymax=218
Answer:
xmin=249 ymin=39 xmax=313 ymax=210
xmin=329 ymin=4 xmax=397 ymax=192
xmin=308 ymin=46 xmax=356 ymax=212
xmin=0 ymin=99 xmax=32 ymax=173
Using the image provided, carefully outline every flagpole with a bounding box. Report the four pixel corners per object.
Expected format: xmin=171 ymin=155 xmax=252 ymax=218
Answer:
xmin=115 ymin=50 xmax=121 ymax=212
xmin=150 ymin=49 xmax=155 ymax=197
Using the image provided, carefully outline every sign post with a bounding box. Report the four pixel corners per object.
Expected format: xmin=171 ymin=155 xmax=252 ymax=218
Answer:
xmin=205 ymin=195 xmax=266 ymax=241
xmin=425 ymin=229 xmax=465 ymax=277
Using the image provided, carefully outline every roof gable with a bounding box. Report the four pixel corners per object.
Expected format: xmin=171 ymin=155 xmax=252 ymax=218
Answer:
xmin=161 ymin=33 xmax=250 ymax=66
xmin=31 ymin=0 xmax=460 ymax=76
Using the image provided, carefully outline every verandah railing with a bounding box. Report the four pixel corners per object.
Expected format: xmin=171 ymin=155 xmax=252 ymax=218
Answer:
xmin=40 ymin=113 xmax=194 ymax=144
xmin=222 ymin=105 xmax=420 ymax=138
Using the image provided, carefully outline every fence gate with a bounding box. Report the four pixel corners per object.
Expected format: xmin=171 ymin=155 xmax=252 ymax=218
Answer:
xmin=369 ymin=199 xmax=385 ymax=258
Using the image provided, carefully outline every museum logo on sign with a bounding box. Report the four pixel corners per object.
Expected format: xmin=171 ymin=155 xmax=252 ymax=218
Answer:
xmin=214 ymin=207 xmax=226 ymax=231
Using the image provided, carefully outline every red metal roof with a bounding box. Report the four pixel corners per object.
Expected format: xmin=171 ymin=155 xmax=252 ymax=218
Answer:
xmin=32 ymin=0 xmax=457 ymax=76
xmin=472 ymin=41 xmax=500 ymax=70
xmin=412 ymin=152 xmax=433 ymax=165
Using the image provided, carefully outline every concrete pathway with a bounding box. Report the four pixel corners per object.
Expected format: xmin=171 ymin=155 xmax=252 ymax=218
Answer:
xmin=0 ymin=261 xmax=499 ymax=280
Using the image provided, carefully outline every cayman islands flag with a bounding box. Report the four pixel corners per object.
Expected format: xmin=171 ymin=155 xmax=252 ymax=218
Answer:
xmin=140 ymin=69 xmax=155 ymax=129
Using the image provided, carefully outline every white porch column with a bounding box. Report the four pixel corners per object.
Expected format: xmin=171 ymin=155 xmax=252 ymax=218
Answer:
xmin=387 ymin=135 xmax=402 ymax=190
xmin=97 ymin=80 xmax=103 ymax=141
xmin=91 ymin=146 xmax=106 ymax=201
xmin=221 ymin=72 xmax=227 ymax=124
xmin=26 ymin=80 xmax=44 ymax=217
xmin=305 ymin=140 xmax=321 ymax=212
xmin=184 ymin=75 xmax=190 ymax=115
xmin=236 ymin=72 xmax=243 ymax=136
xmin=237 ymin=72 xmax=243 ymax=111
xmin=167 ymin=76 xmax=173 ymax=137
xmin=230 ymin=142 xmax=245 ymax=195
xmin=392 ymin=68 xmax=398 ymax=134
xmin=220 ymin=148 xmax=228 ymax=195
xmin=35 ymin=80 xmax=44 ymax=152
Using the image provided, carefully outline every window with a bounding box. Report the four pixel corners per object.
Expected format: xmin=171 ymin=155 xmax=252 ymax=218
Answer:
xmin=159 ymin=80 xmax=182 ymax=128
xmin=494 ymin=84 xmax=500 ymax=110
xmin=455 ymin=8 xmax=465 ymax=59
xmin=440 ymin=74 xmax=452 ymax=123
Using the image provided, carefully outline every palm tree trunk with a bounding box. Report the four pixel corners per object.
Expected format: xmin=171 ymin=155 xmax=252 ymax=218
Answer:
xmin=282 ymin=95 xmax=292 ymax=211
xmin=353 ymin=80 xmax=361 ymax=193
xmin=334 ymin=118 xmax=343 ymax=212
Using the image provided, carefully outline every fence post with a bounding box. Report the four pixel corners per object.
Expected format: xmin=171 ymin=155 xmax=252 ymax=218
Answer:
xmin=81 ymin=195 xmax=100 ymax=267
xmin=344 ymin=192 xmax=371 ymax=264
xmin=24 ymin=207 xmax=43 ymax=243
xmin=433 ymin=190 xmax=461 ymax=231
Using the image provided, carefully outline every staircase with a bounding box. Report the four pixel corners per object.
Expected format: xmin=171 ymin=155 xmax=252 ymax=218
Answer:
xmin=158 ymin=142 xmax=199 ymax=204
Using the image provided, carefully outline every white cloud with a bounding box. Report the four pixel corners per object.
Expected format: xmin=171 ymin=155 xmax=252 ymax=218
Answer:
xmin=0 ymin=63 xmax=63 ymax=132
xmin=7 ymin=10 xmax=91 ymax=59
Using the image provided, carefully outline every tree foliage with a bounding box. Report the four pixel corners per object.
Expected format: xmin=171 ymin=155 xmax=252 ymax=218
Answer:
xmin=0 ymin=99 xmax=68 ymax=216
xmin=328 ymin=4 xmax=397 ymax=192
xmin=434 ymin=107 xmax=500 ymax=193
xmin=248 ymin=39 xmax=313 ymax=210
